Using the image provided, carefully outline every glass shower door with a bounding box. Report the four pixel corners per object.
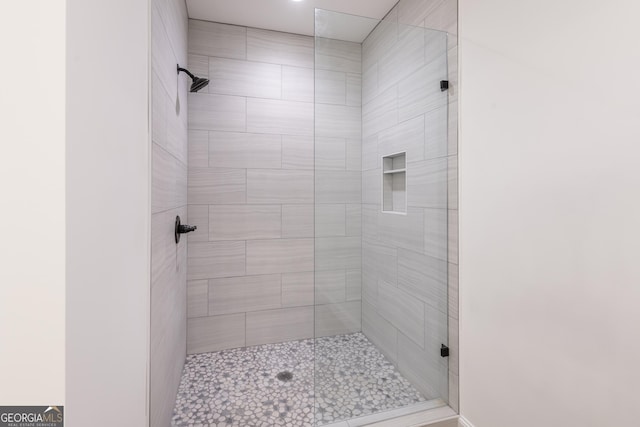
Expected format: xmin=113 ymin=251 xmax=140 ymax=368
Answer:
xmin=314 ymin=8 xmax=450 ymax=426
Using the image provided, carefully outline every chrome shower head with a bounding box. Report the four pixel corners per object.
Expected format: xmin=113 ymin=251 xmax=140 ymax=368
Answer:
xmin=177 ymin=65 xmax=209 ymax=93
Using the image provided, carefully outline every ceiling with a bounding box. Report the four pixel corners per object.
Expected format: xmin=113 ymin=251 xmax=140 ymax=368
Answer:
xmin=186 ymin=0 xmax=398 ymax=41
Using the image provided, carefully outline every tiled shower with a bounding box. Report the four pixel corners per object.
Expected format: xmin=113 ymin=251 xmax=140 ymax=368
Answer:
xmin=150 ymin=0 xmax=458 ymax=426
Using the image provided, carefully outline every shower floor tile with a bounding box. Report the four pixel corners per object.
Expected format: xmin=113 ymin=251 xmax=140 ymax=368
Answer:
xmin=172 ymin=332 xmax=425 ymax=427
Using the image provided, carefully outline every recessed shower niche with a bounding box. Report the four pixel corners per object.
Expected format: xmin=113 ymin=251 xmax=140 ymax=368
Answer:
xmin=382 ymin=152 xmax=407 ymax=214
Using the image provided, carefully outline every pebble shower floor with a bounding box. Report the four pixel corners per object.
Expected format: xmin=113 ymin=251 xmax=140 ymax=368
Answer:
xmin=172 ymin=332 xmax=426 ymax=426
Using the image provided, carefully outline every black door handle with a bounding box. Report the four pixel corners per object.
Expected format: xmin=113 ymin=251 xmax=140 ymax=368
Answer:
xmin=175 ymin=215 xmax=197 ymax=243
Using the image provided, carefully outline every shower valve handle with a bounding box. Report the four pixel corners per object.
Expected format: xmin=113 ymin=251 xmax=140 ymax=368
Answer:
xmin=178 ymin=224 xmax=197 ymax=233
xmin=175 ymin=216 xmax=197 ymax=244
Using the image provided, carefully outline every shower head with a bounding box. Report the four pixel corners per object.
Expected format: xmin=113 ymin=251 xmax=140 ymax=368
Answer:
xmin=190 ymin=76 xmax=210 ymax=93
xmin=177 ymin=65 xmax=210 ymax=93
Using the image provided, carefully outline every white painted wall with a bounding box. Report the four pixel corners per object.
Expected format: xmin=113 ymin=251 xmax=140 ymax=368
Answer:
xmin=0 ymin=1 xmax=66 ymax=405
xmin=66 ymin=0 xmax=150 ymax=425
xmin=458 ymin=0 xmax=640 ymax=426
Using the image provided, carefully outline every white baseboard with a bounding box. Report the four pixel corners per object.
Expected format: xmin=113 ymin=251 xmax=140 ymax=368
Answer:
xmin=459 ymin=416 xmax=474 ymax=427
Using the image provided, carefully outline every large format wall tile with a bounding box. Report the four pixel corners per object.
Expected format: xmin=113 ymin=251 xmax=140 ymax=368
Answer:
xmin=187 ymin=241 xmax=245 ymax=280
xmin=397 ymin=332 xmax=448 ymax=400
xmin=315 ymin=38 xmax=361 ymax=73
xmin=363 ymin=85 xmax=398 ymax=137
xmin=315 ymin=204 xmax=346 ymax=237
xmin=208 ymin=274 xmax=281 ymax=316
xmin=346 ymin=139 xmax=362 ymax=171
xmin=152 ymin=7 xmax=189 ymax=426
xmin=188 ymin=130 xmax=208 ymax=168
xmin=315 ymin=269 xmax=346 ymax=304
xmin=315 ymin=137 xmax=346 ymax=170
xmin=152 ymin=145 xmax=187 ymax=214
xmin=397 ymin=248 xmax=447 ymax=313
xmin=152 ymin=71 xmax=189 ymax=165
xmin=315 ymin=301 xmax=362 ymax=337
xmin=188 ymin=168 xmax=246 ymax=204
xmin=281 ymin=204 xmax=314 ymax=238
xmin=378 ymin=207 xmax=425 ymax=253
xmin=378 ymin=25 xmax=425 ymax=92
xmin=378 ymin=115 xmax=425 ymax=163
xmin=407 ymin=157 xmax=447 ymax=208
xmin=187 ymin=314 xmax=246 ymax=354
xmin=362 ymin=17 xmax=397 ymax=70
xmin=315 ymin=236 xmax=362 ymax=271
xmin=152 ymin=6 xmax=179 ymax=100
xmin=362 ymin=135 xmax=379 ymax=171
xmin=362 ymin=64 xmax=379 ymax=106
xmin=282 ymin=135 xmax=313 ymax=170
xmin=398 ymin=55 xmax=448 ymax=122
xmin=188 ymin=20 xmax=246 ymax=59
xmin=378 ymin=280 xmax=425 ymax=348
xmin=424 ymin=208 xmax=448 ymax=261
xmin=346 ymin=269 xmax=362 ymax=301
xmin=346 ymin=74 xmax=362 ymax=107
xmin=209 ymin=205 xmax=281 ymax=240
xmin=247 ymin=98 xmax=313 ymax=136
xmin=362 ymin=301 xmax=398 ymax=363
xmin=188 ymin=93 xmax=246 ymax=131
xmin=247 ymin=28 xmax=313 ymax=68
xmin=156 ymin=0 xmax=188 ymax=64
xmin=187 ymin=280 xmax=208 ymax=318
xmin=152 ymin=73 xmax=168 ymax=146
xmin=425 ymin=303 xmax=449 ymax=370
xmin=422 ymin=0 xmax=458 ymax=47
xmin=247 ymin=169 xmax=313 ymax=204
xmin=208 ymin=57 xmax=281 ymax=98
xmin=246 ymin=239 xmax=314 ymax=275
xmin=315 ymin=171 xmax=361 ymax=204
xmin=150 ymin=236 xmax=186 ymax=427
xmin=246 ymin=307 xmax=314 ymax=346
xmin=361 ymin=169 xmax=381 ymax=205
xmin=346 ymin=204 xmax=362 ymax=237
xmin=281 ymin=272 xmax=314 ymax=308
xmin=315 ymin=69 xmax=347 ymax=105
xmin=362 ymin=204 xmax=379 ymax=242
xmin=315 ymin=104 xmax=362 ymax=139
xmin=424 ymin=105 xmax=448 ymax=160
xmin=209 ymin=131 xmax=281 ymax=169
xmin=282 ymin=66 xmax=314 ymax=102
xmin=363 ymin=242 xmax=398 ymax=288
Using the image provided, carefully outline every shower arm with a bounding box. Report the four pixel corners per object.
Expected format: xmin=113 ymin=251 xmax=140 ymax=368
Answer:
xmin=177 ymin=65 xmax=195 ymax=79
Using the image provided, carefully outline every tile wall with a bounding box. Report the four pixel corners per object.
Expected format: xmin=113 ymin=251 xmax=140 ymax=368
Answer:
xmin=400 ymin=0 xmax=459 ymax=411
xmin=150 ymin=0 xmax=189 ymax=425
xmin=186 ymin=21 xmax=364 ymax=353
xmin=360 ymin=0 xmax=459 ymax=409
xmin=314 ymin=37 xmax=363 ymax=338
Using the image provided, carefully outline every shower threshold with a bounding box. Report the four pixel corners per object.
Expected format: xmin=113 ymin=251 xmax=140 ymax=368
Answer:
xmin=172 ymin=332 xmax=445 ymax=427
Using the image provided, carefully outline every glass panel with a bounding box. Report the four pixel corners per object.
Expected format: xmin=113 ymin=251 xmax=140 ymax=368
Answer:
xmin=314 ymin=8 xmax=449 ymax=426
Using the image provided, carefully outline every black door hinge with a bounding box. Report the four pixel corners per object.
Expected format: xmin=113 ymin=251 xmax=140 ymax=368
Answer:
xmin=440 ymin=80 xmax=449 ymax=91
xmin=440 ymin=344 xmax=449 ymax=358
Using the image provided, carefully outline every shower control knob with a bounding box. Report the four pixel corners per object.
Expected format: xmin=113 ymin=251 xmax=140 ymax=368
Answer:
xmin=179 ymin=224 xmax=197 ymax=233
xmin=175 ymin=216 xmax=197 ymax=244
